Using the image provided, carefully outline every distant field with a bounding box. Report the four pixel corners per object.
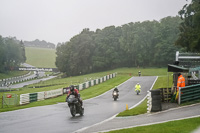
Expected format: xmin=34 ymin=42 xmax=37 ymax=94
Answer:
xmin=25 ymin=47 xmax=56 ymax=68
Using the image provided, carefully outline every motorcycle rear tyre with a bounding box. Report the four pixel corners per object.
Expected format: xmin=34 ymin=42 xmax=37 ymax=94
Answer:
xmin=114 ymin=97 xmax=117 ymax=101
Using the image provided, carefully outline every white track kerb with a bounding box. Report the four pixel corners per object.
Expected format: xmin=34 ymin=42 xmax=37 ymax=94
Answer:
xmin=75 ymin=76 xmax=158 ymax=133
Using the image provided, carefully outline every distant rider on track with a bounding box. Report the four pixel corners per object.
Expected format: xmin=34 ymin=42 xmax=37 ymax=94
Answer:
xmin=135 ymin=83 xmax=141 ymax=95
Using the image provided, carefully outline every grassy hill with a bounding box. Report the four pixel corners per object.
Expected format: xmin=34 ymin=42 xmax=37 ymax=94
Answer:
xmin=25 ymin=47 xmax=56 ymax=68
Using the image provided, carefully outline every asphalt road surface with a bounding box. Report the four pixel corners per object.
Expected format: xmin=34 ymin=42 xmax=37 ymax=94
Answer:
xmin=0 ymin=76 xmax=157 ymax=133
xmin=78 ymin=103 xmax=200 ymax=133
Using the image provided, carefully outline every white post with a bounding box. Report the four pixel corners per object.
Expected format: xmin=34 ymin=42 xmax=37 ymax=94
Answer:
xmin=176 ymin=51 xmax=179 ymax=61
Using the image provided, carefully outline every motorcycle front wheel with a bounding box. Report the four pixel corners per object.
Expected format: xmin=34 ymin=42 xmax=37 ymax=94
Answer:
xmin=70 ymin=105 xmax=76 ymax=117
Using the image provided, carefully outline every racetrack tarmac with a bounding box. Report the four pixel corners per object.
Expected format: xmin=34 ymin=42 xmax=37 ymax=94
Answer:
xmin=0 ymin=76 xmax=157 ymax=133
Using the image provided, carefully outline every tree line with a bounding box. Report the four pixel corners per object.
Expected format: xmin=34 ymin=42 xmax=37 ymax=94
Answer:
xmin=24 ymin=39 xmax=55 ymax=49
xmin=175 ymin=0 xmax=200 ymax=52
xmin=56 ymin=16 xmax=184 ymax=76
xmin=0 ymin=36 xmax=26 ymax=72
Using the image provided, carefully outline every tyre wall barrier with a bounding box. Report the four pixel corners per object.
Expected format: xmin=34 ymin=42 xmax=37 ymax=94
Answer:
xmin=29 ymin=93 xmax=38 ymax=103
xmin=44 ymin=88 xmax=63 ymax=99
xmin=179 ymin=84 xmax=200 ymax=104
xmin=20 ymin=88 xmax=62 ymax=105
xmin=150 ymin=89 xmax=162 ymax=112
xmin=77 ymin=73 xmax=116 ymax=91
xmin=91 ymin=80 xmax=94 ymax=86
xmin=20 ymin=94 xmax=30 ymax=105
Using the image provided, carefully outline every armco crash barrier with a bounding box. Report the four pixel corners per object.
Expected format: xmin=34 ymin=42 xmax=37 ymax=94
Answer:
xmin=179 ymin=84 xmax=200 ymax=104
xmin=20 ymin=73 xmax=116 ymax=105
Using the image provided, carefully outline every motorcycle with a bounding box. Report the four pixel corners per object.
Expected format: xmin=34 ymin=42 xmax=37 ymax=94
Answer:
xmin=67 ymin=94 xmax=84 ymax=117
xmin=112 ymin=90 xmax=119 ymax=101
xmin=135 ymin=89 xmax=140 ymax=95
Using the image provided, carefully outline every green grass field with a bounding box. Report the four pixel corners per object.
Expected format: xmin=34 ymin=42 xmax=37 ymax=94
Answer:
xmin=25 ymin=47 xmax=56 ymax=68
xmin=108 ymin=117 xmax=200 ymax=133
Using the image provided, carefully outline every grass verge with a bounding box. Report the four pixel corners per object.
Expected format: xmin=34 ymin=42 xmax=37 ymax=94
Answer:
xmin=25 ymin=47 xmax=56 ymax=68
xmin=107 ymin=117 xmax=200 ymax=133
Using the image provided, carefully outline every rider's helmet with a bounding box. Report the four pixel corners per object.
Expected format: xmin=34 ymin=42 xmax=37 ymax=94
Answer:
xmin=70 ymin=85 xmax=75 ymax=91
xmin=137 ymin=83 xmax=139 ymax=85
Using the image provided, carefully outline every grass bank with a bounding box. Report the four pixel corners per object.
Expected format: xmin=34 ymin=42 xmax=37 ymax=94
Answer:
xmin=107 ymin=117 xmax=200 ymax=133
xmin=25 ymin=47 xmax=56 ymax=68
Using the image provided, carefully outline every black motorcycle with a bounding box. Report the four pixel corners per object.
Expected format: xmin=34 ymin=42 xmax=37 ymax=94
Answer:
xmin=112 ymin=90 xmax=119 ymax=101
xmin=67 ymin=94 xmax=84 ymax=117
xmin=135 ymin=90 xmax=140 ymax=95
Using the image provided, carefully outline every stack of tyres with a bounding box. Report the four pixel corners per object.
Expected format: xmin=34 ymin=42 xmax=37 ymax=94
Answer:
xmin=150 ymin=89 xmax=162 ymax=112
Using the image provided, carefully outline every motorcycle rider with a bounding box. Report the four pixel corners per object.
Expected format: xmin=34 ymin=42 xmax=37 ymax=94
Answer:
xmin=67 ymin=85 xmax=83 ymax=106
xmin=135 ymin=83 xmax=141 ymax=94
xmin=113 ymin=86 xmax=119 ymax=93
xmin=113 ymin=86 xmax=119 ymax=95
xmin=112 ymin=86 xmax=119 ymax=100
xmin=138 ymin=71 xmax=141 ymax=77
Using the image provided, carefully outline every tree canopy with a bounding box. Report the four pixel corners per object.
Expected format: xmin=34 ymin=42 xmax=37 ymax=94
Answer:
xmin=24 ymin=39 xmax=55 ymax=49
xmin=56 ymin=16 xmax=183 ymax=76
xmin=176 ymin=0 xmax=200 ymax=52
xmin=0 ymin=36 xmax=26 ymax=72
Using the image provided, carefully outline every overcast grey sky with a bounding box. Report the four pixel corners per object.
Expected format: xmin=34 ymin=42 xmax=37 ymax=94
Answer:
xmin=0 ymin=0 xmax=191 ymax=44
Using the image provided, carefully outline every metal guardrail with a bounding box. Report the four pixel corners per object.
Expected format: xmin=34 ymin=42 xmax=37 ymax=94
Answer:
xmin=178 ymin=84 xmax=200 ymax=104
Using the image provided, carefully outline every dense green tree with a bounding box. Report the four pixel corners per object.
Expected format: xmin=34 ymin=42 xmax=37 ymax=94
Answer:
xmin=93 ymin=26 xmax=122 ymax=71
xmin=176 ymin=0 xmax=200 ymax=52
xmin=0 ymin=36 xmax=6 ymax=72
xmin=56 ymin=29 xmax=95 ymax=75
xmin=56 ymin=16 xmax=183 ymax=76
xmin=155 ymin=16 xmax=184 ymax=66
xmin=0 ymin=36 xmax=26 ymax=72
xmin=20 ymin=40 xmax=26 ymax=63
